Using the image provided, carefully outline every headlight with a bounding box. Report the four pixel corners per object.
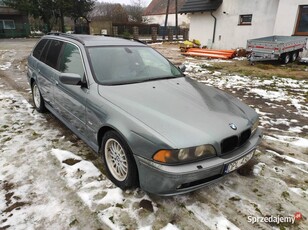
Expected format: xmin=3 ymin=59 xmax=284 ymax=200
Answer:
xmin=251 ymin=119 xmax=259 ymax=135
xmin=153 ymin=144 xmax=216 ymax=164
xmin=195 ymin=145 xmax=216 ymax=157
xmin=178 ymin=148 xmax=189 ymax=160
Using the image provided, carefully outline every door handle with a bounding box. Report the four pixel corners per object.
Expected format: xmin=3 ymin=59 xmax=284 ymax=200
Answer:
xmin=37 ymin=69 xmax=41 ymax=73
xmin=55 ymin=80 xmax=59 ymax=85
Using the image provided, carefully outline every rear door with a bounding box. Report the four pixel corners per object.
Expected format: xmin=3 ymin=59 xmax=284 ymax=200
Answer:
xmin=54 ymin=42 xmax=88 ymax=137
xmin=36 ymin=39 xmax=64 ymax=107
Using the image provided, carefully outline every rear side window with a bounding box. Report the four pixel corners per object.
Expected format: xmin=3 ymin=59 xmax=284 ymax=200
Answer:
xmin=45 ymin=40 xmax=64 ymax=69
xmin=40 ymin=40 xmax=50 ymax=63
xmin=59 ymin=43 xmax=84 ymax=77
xmin=33 ymin=39 xmax=48 ymax=60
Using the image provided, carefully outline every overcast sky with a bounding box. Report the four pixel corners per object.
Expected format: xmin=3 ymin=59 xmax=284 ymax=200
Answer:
xmin=97 ymin=0 xmax=152 ymax=7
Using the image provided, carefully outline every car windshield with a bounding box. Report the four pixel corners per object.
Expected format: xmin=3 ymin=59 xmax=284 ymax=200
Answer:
xmin=87 ymin=46 xmax=183 ymax=85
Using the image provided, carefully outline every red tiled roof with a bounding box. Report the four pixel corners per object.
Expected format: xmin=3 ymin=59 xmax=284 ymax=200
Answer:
xmin=143 ymin=0 xmax=186 ymax=16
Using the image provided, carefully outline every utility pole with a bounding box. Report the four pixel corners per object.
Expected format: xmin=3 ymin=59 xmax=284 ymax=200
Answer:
xmin=163 ymin=0 xmax=170 ymax=40
xmin=175 ymin=0 xmax=178 ymax=39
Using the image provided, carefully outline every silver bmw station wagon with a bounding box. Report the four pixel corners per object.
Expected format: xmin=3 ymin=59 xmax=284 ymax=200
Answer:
xmin=27 ymin=34 xmax=262 ymax=195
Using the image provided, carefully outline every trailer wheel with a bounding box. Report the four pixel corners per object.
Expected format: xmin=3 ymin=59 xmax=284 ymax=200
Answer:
xmin=281 ymin=53 xmax=290 ymax=64
xmin=290 ymin=51 xmax=298 ymax=62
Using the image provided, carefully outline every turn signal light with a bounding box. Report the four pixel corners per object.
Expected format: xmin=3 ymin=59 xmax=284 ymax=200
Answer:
xmin=153 ymin=150 xmax=171 ymax=163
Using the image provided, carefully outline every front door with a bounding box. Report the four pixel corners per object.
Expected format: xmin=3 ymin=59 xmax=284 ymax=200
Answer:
xmin=54 ymin=42 xmax=87 ymax=137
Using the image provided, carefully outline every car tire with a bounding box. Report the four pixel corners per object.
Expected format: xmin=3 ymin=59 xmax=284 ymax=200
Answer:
xmin=32 ymin=81 xmax=46 ymax=113
xmin=290 ymin=51 xmax=298 ymax=62
xmin=281 ymin=53 xmax=290 ymax=64
xmin=100 ymin=131 xmax=138 ymax=189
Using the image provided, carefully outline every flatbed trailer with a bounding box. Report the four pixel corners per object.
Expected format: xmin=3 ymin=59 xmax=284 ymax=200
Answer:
xmin=247 ymin=36 xmax=307 ymax=64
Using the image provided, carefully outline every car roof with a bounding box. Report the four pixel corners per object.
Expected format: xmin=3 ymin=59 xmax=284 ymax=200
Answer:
xmin=44 ymin=34 xmax=147 ymax=47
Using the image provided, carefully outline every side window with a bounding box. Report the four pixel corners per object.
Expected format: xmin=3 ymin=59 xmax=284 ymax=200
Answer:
xmin=3 ymin=20 xmax=15 ymax=29
xmin=45 ymin=40 xmax=64 ymax=69
xmin=33 ymin=39 xmax=48 ymax=60
xmin=59 ymin=43 xmax=84 ymax=77
xmin=40 ymin=40 xmax=50 ymax=63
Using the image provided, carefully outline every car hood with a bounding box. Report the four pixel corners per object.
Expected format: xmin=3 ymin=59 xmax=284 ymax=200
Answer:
xmin=98 ymin=77 xmax=257 ymax=148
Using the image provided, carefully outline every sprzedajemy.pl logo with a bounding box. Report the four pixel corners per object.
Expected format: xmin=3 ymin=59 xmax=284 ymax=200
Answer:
xmin=248 ymin=212 xmax=303 ymax=225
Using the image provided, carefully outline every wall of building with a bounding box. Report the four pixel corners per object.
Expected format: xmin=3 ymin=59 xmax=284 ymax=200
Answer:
xmin=188 ymin=0 xmax=279 ymax=49
xmin=0 ymin=7 xmax=29 ymax=38
xmin=144 ymin=14 xmax=189 ymax=27
xmin=273 ymin=0 xmax=307 ymax=35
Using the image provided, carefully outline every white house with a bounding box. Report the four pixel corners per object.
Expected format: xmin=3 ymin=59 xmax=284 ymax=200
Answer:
xmin=179 ymin=0 xmax=308 ymax=50
xmin=143 ymin=0 xmax=190 ymax=27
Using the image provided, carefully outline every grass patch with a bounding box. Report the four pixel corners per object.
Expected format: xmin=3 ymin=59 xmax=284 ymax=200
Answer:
xmin=209 ymin=60 xmax=308 ymax=80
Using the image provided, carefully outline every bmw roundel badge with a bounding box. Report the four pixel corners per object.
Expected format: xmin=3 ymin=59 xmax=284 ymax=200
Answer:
xmin=229 ymin=123 xmax=237 ymax=130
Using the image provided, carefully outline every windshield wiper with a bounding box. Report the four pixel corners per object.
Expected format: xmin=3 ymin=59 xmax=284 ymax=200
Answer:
xmin=102 ymin=75 xmax=183 ymax=86
xmin=139 ymin=75 xmax=183 ymax=83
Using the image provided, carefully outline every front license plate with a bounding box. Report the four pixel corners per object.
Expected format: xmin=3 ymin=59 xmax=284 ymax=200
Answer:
xmin=224 ymin=151 xmax=255 ymax=174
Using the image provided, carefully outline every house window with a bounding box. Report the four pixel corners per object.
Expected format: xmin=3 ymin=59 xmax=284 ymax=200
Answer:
xmin=2 ymin=20 xmax=15 ymax=29
xmin=295 ymin=5 xmax=308 ymax=35
xmin=239 ymin=14 xmax=252 ymax=25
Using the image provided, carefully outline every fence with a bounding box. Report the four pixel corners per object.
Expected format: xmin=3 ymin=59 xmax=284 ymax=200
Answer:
xmin=112 ymin=23 xmax=160 ymax=36
xmin=0 ymin=22 xmax=189 ymax=42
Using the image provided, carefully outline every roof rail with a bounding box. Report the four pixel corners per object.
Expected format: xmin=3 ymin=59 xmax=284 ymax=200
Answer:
xmin=46 ymin=32 xmax=85 ymax=45
xmin=103 ymin=34 xmax=147 ymax=45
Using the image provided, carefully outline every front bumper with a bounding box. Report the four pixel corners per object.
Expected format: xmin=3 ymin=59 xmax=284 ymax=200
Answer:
xmin=134 ymin=129 xmax=263 ymax=196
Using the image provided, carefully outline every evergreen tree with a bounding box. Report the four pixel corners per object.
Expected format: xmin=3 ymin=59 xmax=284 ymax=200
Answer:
xmin=3 ymin=0 xmax=94 ymax=32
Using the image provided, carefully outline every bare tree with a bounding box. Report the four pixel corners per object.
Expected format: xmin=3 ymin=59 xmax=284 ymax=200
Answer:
xmin=90 ymin=2 xmax=128 ymax=23
xmin=123 ymin=0 xmax=147 ymax=23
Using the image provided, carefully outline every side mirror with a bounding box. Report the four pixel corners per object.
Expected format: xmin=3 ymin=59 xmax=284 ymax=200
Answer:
xmin=59 ymin=73 xmax=82 ymax=85
xmin=178 ymin=64 xmax=186 ymax=73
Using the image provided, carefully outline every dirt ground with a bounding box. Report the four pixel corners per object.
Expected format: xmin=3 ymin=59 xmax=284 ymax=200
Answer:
xmin=0 ymin=38 xmax=307 ymax=230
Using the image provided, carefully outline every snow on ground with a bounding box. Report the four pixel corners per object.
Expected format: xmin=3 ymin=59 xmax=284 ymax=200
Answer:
xmin=0 ymin=50 xmax=16 ymax=70
xmin=0 ymin=92 xmax=104 ymax=229
xmin=1 ymin=40 xmax=308 ymax=229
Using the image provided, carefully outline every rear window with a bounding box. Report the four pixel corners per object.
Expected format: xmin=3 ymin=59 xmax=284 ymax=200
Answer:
xmin=45 ymin=40 xmax=64 ymax=69
xmin=33 ymin=39 xmax=48 ymax=60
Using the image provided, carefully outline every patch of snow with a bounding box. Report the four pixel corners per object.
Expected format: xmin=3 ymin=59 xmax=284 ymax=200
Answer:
xmin=250 ymin=88 xmax=286 ymax=101
xmin=267 ymin=150 xmax=308 ymax=167
xmin=0 ymin=61 xmax=11 ymax=70
xmin=51 ymin=148 xmax=82 ymax=162
xmin=98 ymin=188 xmax=124 ymax=205
xmin=233 ymin=57 xmax=247 ymax=61
xmin=161 ymin=223 xmax=180 ymax=230
xmin=271 ymin=135 xmax=308 ymax=149
xmin=212 ymin=71 xmax=222 ymax=76
xmin=289 ymin=187 xmax=308 ymax=197
xmin=288 ymin=126 xmax=302 ymax=133
xmin=253 ymin=162 xmax=266 ymax=176
xmin=186 ymin=204 xmax=240 ymax=230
